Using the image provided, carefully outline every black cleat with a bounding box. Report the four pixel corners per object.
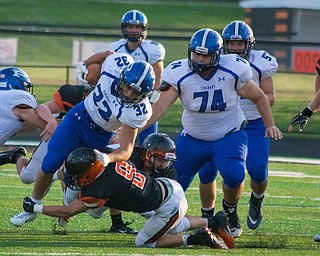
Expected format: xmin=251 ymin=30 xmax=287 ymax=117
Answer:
xmin=208 ymin=211 xmax=235 ymax=248
xmin=0 ymin=147 xmax=27 ymax=165
xmin=225 ymin=210 xmax=242 ymax=239
xmin=247 ymin=193 xmax=264 ymax=230
xmin=109 ymin=222 xmax=138 ymax=234
xmin=187 ymin=226 xmax=228 ymax=249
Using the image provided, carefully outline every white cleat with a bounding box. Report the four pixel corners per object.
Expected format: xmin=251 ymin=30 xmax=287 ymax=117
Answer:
xmin=10 ymin=211 xmax=37 ymax=227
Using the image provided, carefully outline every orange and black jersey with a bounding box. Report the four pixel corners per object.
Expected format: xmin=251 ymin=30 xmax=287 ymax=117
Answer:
xmin=79 ymin=161 xmax=164 ymax=213
xmin=54 ymin=84 xmax=89 ymax=112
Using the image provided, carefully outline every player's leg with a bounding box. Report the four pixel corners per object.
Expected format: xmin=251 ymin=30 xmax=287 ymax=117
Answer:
xmin=174 ymin=131 xmax=212 ymax=191
xmin=245 ymin=118 xmax=270 ymax=229
xmin=214 ymin=130 xmax=247 ymax=239
xmin=135 ymin=179 xmax=187 ymax=248
xmin=108 ymin=208 xmax=138 ymax=234
xmin=18 ymin=141 xmax=48 ymax=184
xmin=198 ymin=162 xmax=218 ymax=218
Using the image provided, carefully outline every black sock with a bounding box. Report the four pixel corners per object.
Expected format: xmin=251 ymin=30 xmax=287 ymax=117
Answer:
xmin=187 ymin=234 xmax=199 ymax=245
xmin=223 ymin=199 xmax=238 ymax=214
xmin=12 ymin=152 xmax=25 ymax=164
xmin=201 ymin=208 xmax=214 ymax=218
xmin=111 ymin=213 xmax=124 ymax=226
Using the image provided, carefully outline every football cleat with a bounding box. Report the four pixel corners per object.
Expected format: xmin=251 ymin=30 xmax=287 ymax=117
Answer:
xmin=10 ymin=211 xmax=37 ymax=227
xmin=0 ymin=147 xmax=27 ymax=165
xmin=188 ymin=226 xmax=228 ymax=249
xmin=247 ymin=193 xmax=264 ymax=229
xmin=314 ymin=234 xmax=320 ymax=242
xmin=225 ymin=210 xmax=242 ymax=239
xmin=109 ymin=222 xmax=138 ymax=234
xmin=208 ymin=211 xmax=235 ymax=248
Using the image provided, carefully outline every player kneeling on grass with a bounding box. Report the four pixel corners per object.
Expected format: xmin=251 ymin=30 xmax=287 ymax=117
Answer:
xmin=22 ymin=133 xmax=234 ymax=249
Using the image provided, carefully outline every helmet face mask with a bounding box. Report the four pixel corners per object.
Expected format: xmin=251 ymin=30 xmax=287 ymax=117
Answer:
xmin=222 ymin=20 xmax=255 ymax=59
xmin=0 ymin=67 xmax=33 ymax=93
xmin=188 ymin=28 xmax=223 ymax=74
xmin=63 ymin=148 xmax=104 ymax=191
xmin=121 ymin=10 xmax=148 ymax=43
xmin=116 ymin=61 xmax=154 ymax=107
xmin=141 ymin=133 xmax=177 ymax=178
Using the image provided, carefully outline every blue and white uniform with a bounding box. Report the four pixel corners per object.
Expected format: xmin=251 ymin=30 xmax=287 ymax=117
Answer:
xmin=163 ymin=54 xmax=252 ymax=190
xmin=199 ymin=50 xmax=278 ymax=186
xmin=42 ymin=53 xmax=152 ymax=173
xmin=241 ymin=50 xmax=278 ymax=184
xmin=108 ymin=39 xmax=165 ymax=144
xmin=0 ymin=90 xmax=37 ymax=146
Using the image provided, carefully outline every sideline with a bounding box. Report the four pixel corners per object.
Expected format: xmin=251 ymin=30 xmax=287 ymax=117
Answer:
xmin=3 ymin=140 xmax=320 ymax=165
xmin=269 ymin=156 xmax=320 ymax=165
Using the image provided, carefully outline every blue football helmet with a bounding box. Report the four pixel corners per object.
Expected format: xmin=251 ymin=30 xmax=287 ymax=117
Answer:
xmin=0 ymin=67 xmax=33 ymax=93
xmin=221 ymin=20 xmax=255 ymax=58
xmin=116 ymin=60 xmax=154 ymax=107
xmin=121 ymin=10 xmax=148 ymax=43
xmin=188 ymin=28 xmax=223 ymax=74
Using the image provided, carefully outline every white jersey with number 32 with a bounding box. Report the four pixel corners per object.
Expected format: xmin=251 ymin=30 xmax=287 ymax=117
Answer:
xmin=84 ymin=53 xmax=152 ymax=131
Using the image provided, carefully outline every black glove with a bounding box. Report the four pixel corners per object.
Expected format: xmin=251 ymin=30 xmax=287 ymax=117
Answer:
xmin=23 ymin=196 xmax=36 ymax=213
xmin=289 ymin=107 xmax=313 ymax=132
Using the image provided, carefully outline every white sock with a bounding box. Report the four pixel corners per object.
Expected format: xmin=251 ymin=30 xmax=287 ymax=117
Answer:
xmin=252 ymin=191 xmax=264 ymax=199
xmin=31 ymin=197 xmax=42 ymax=204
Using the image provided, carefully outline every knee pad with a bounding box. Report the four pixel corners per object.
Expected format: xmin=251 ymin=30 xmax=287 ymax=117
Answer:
xmin=19 ymin=168 xmax=36 ymax=184
xmin=248 ymin=162 xmax=268 ymax=184
xmin=20 ymin=172 xmax=36 ymax=184
xmin=64 ymin=188 xmax=79 ymax=206
xmin=167 ymin=216 xmax=190 ymax=235
xmin=222 ymin=162 xmax=245 ymax=189
xmin=198 ymin=163 xmax=218 ymax=184
xmin=135 ymin=235 xmax=156 ymax=248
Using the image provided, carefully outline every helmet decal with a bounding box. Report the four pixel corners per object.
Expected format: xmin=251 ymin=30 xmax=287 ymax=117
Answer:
xmin=0 ymin=67 xmax=33 ymax=93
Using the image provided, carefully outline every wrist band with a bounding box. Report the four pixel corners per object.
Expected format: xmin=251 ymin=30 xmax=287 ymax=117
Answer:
xmin=149 ymin=90 xmax=160 ymax=104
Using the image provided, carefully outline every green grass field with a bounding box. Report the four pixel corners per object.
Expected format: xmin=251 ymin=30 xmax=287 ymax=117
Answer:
xmin=0 ymin=160 xmax=319 ymax=255
xmin=0 ymin=1 xmax=319 ymax=255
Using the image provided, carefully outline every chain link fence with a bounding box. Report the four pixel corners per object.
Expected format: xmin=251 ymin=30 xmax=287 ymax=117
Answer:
xmin=1 ymin=26 xmax=320 ymax=142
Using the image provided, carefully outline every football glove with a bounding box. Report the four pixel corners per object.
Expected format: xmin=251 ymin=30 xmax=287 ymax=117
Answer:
xmin=94 ymin=149 xmax=110 ymax=167
xmin=288 ymin=107 xmax=313 ymax=132
xmin=23 ymin=196 xmax=36 ymax=213
xmin=76 ymin=61 xmax=89 ymax=85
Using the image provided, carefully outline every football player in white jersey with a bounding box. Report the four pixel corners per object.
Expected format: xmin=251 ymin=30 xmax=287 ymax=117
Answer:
xmin=198 ymin=21 xmax=279 ymax=234
xmin=76 ymin=10 xmax=165 ymax=145
xmin=139 ymin=28 xmax=283 ymax=238
xmin=0 ymin=67 xmax=55 ymax=165
xmin=10 ymin=53 xmax=155 ymax=227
